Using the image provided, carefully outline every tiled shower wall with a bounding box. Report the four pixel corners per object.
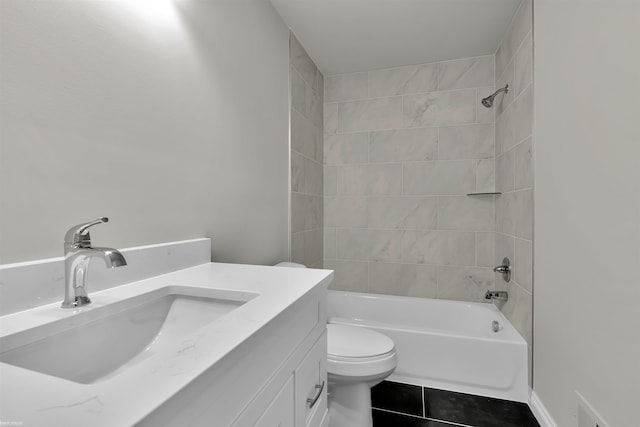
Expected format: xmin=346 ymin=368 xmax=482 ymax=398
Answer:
xmin=492 ymin=0 xmax=534 ymax=373
xmin=290 ymin=34 xmax=324 ymax=268
xmin=323 ymin=56 xmax=499 ymax=302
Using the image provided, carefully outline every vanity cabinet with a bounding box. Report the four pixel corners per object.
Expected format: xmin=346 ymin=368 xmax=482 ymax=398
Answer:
xmin=295 ymin=332 xmax=328 ymax=427
xmin=254 ymin=376 xmax=294 ymax=427
xmin=253 ymin=331 xmax=327 ymax=427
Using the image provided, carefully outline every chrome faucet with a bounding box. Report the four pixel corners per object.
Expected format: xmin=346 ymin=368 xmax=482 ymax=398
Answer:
xmin=494 ymin=257 xmax=511 ymax=282
xmin=62 ymin=217 xmax=127 ymax=308
xmin=485 ymin=290 xmax=508 ymax=301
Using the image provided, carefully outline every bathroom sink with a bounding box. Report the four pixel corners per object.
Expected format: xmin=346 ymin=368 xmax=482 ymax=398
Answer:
xmin=0 ymin=286 xmax=258 ymax=384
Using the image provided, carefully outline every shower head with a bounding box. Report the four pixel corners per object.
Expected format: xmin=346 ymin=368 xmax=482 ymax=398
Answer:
xmin=481 ymin=85 xmax=509 ymax=108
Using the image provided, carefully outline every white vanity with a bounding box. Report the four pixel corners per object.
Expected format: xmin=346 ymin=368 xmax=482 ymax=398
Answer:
xmin=0 ymin=240 xmax=332 ymax=427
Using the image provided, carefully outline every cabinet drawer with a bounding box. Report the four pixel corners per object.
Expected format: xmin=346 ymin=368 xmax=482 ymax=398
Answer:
xmin=295 ymin=330 xmax=327 ymax=427
xmin=254 ymin=375 xmax=294 ymax=427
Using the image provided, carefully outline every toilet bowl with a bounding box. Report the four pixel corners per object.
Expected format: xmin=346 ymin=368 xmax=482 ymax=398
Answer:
xmin=272 ymin=262 xmax=397 ymax=426
xmin=327 ymin=323 xmax=398 ymax=427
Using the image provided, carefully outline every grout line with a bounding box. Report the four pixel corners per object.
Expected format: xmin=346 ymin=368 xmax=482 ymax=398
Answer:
xmin=327 ymin=158 xmax=492 ymax=167
xmin=372 ymin=408 xmax=474 ymax=427
xmin=327 ymin=85 xmax=489 ymax=105
xmin=326 ymin=54 xmax=493 ymax=78
xmin=372 ymin=407 xmax=426 ymax=420
xmin=425 ymin=418 xmax=474 ymax=427
xmin=494 ymin=80 xmax=532 ymax=122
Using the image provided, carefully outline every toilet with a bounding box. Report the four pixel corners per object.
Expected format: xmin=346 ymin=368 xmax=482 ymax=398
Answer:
xmin=326 ymin=323 xmax=397 ymax=427
xmin=274 ymin=262 xmax=398 ymax=427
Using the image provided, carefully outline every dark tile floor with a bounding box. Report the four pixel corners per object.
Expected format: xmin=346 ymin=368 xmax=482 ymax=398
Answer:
xmin=372 ymin=381 xmax=540 ymax=427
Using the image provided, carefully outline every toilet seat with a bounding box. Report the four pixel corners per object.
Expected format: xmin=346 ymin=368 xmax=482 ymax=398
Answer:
xmin=327 ymin=324 xmax=397 ymax=378
xmin=327 ymin=324 xmax=394 ymax=358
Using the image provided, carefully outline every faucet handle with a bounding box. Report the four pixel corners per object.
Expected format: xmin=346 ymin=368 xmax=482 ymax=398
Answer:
xmin=64 ymin=217 xmax=109 ymax=247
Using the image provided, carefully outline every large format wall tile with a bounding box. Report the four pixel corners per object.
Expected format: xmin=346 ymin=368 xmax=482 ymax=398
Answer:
xmin=324 ymin=260 xmax=368 ymax=292
xmin=339 ymin=97 xmax=404 ymax=132
xmin=337 ymin=228 xmax=402 ymax=262
xmin=496 ymin=282 xmax=532 ymax=345
xmin=493 ymin=2 xmax=534 ymax=359
xmin=438 ymin=196 xmax=494 ymax=231
xmin=403 ymin=89 xmax=476 ymax=127
xmin=403 ymin=161 xmax=476 ymax=195
xmin=437 ymin=266 xmax=494 ymax=302
xmin=292 ymin=152 xmax=323 ymax=196
xmin=495 ymin=149 xmax=515 ymax=193
xmin=291 ymin=35 xmax=321 ymax=94
xmin=324 ymin=132 xmax=369 ymax=165
xmin=369 ymin=262 xmax=437 ymax=297
xmin=337 ymin=164 xmax=402 ymax=196
xmin=401 ymin=230 xmax=475 ymax=266
xmin=496 ymin=84 xmax=533 ymax=154
xmin=514 ymin=137 xmax=533 ymax=190
xmin=495 ymin=232 xmax=515 ymax=267
xmin=495 ymin=190 xmax=533 ymax=240
xmin=324 ymin=228 xmax=337 ymax=259
xmin=324 ymin=165 xmax=337 ymax=197
xmin=495 ymin=0 xmax=532 ymax=80
xmin=476 ymin=232 xmax=495 ymax=267
xmin=323 ymin=53 xmax=502 ymax=305
xmin=324 ymin=103 xmax=338 ymax=135
xmin=325 ymin=197 xmax=367 ymax=228
xmin=476 ymin=159 xmax=495 ymax=193
xmin=367 ymin=196 xmax=438 ymax=230
xmin=437 ymin=56 xmax=494 ymax=91
xmin=325 ymin=72 xmax=368 ymax=102
xmin=368 ymin=63 xmax=438 ymax=97
xmin=291 ymin=192 xmax=322 ymax=234
xmin=514 ymin=238 xmax=532 ymax=293
xmin=438 ymin=124 xmax=494 ymax=160
xmin=291 ymin=108 xmax=322 ymax=162
xmin=513 ymin=33 xmax=533 ymax=98
xmin=292 ymin=228 xmax=323 ymax=268
xmin=369 ymin=128 xmax=437 ymax=162
xmin=291 ymin=33 xmax=323 ymax=269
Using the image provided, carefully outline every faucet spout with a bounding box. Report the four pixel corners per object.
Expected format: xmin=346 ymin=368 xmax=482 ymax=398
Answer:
xmin=91 ymin=247 xmax=127 ymax=268
xmin=485 ymin=290 xmax=508 ymax=301
xmin=62 ymin=218 xmax=127 ymax=309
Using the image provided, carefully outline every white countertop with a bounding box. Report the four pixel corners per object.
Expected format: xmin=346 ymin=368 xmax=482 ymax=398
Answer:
xmin=0 ymin=262 xmax=333 ymax=427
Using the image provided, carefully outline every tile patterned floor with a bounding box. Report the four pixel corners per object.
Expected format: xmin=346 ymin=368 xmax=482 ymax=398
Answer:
xmin=371 ymin=381 xmax=539 ymax=427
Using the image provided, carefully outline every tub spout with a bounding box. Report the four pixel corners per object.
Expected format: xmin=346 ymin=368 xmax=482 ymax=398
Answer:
xmin=485 ymin=290 xmax=508 ymax=301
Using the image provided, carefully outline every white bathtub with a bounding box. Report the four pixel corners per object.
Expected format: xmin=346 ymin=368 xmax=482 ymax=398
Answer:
xmin=327 ymin=291 xmax=529 ymax=403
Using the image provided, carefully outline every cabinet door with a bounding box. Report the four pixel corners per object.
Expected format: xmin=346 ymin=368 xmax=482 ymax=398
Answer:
xmin=254 ymin=376 xmax=294 ymax=427
xmin=294 ymin=331 xmax=328 ymax=427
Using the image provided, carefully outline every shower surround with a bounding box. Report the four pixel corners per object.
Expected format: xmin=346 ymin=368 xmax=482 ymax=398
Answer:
xmin=323 ymin=55 xmax=497 ymax=303
xmin=492 ymin=0 xmax=534 ymax=378
xmin=290 ymin=34 xmax=324 ymax=269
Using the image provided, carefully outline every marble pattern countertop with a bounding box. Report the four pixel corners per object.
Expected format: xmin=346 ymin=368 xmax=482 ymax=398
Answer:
xmin=0 ymin=262 xmax=333 ymax=426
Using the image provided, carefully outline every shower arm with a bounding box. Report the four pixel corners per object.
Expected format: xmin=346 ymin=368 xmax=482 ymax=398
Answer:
xmin=490 ymin=85 xmax=509 ymax=98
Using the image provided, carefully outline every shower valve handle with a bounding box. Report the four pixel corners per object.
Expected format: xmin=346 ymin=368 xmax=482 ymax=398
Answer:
xmin=493 ymin=257 xmax=511 ymax=282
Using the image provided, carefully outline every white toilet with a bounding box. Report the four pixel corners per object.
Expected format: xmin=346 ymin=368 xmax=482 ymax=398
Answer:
xmin=326 ymin=324 xmax=397 ymax=427
xmin=274 ymin=262 xmax=398 ymax=427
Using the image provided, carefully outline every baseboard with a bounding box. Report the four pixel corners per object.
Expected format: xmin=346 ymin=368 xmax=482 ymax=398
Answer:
xmin=530 ymin=390 xmax=557 ymax=427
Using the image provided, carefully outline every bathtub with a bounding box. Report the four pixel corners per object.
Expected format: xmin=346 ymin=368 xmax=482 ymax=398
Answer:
xmin=327 ymin=291 xmax=529 ymax=403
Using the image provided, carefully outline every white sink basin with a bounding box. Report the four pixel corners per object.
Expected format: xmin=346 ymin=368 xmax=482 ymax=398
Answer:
xmin=0 ymin=286 xmax=258 ymax=384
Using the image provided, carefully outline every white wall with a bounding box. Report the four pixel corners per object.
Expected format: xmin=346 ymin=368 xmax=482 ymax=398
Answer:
xmin=534 ymin=1 xmax=640 ymax=426
xmin=0 ymin=0 xmax=290 ymax=265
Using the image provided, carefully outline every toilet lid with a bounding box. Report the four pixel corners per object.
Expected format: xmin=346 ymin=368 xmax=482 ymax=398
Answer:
xmin=327 ymin=324 xmax=395 ymax=358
